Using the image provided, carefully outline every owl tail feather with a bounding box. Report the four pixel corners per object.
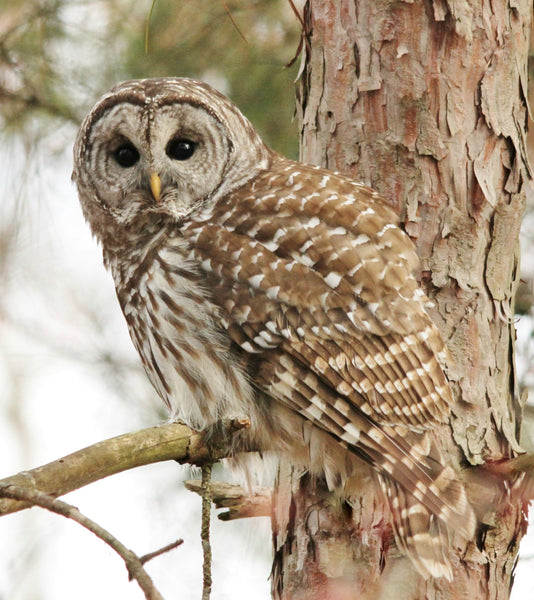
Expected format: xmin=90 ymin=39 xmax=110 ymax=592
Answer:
xmin=379 ymin=467 xmax=475 ymax=580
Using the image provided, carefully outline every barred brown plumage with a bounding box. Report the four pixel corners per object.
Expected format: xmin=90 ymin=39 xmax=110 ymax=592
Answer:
xmin=72 ymin=76 xmax=475 ymax=580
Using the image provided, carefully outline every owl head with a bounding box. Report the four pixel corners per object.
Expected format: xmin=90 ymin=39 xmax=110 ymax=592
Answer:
xmin=72 ymin=77 xmax=271 ymax=246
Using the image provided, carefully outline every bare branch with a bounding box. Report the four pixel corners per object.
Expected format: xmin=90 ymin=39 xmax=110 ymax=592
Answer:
xmin=2 ymin=406 xmax=532 ymax=528
xmin=185 ymin=480 xmax=272 ymax=520
xmin=0 ymin=484 xmax=165 ymax=600
xmin=0 ymin=419 xmax=250 ymax=516
xmin=139 ymin=539 xmax=184 ymax=568
xmin=221 ymin=1 xmax=249 ymax=44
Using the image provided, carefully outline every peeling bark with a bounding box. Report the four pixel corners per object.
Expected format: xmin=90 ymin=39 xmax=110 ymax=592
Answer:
xmin=272 ymin=1 xmax=532 ymax=598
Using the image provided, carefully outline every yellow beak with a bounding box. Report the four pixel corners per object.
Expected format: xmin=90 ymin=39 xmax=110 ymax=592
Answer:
xmin=150 ymin=172 xmax=162 ymax=202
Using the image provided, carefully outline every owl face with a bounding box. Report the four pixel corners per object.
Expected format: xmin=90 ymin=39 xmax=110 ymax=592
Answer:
xmin=73 ymin=78 xmax=270 ymax=239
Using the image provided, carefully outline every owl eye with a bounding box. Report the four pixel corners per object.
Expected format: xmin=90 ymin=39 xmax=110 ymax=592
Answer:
xmin=113 ymin=143 xmax=140 ymax=168
xmin=166 ymin=138 xmax=196 ymax=161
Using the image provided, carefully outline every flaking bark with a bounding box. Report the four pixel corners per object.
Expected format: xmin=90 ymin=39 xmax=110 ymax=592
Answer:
xmin=272 ymin=1 xmax=532 ymax=598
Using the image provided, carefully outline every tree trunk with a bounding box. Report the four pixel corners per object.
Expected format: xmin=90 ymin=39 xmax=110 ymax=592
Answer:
xmin=271 ymin=1 xmax=532 ymax=598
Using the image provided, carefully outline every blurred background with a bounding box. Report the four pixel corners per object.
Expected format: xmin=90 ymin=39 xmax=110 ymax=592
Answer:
xmin=0 ymin=1 xmax=533 ymax=598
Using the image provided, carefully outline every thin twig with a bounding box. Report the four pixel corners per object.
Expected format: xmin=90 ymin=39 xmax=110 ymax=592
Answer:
xmin=145 ymin=0 xmax=158 ymax=53
xmin=222 ymin=1 xmax=248 ymax=43
xmin=287 ymin=0 xmax=305 ymax=29
xmin=0 ymin=485 xmax=165 ymax=600
xmin=284 ymin=0 xmax=311 ymax=72
xmin=201 ymin=464 xmax=213 ymax=600
xmin=139 ymin=539 xmax=184 ymax=568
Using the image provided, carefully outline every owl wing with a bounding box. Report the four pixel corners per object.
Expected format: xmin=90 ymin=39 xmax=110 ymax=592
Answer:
xmin=185 ymin=162 xmax=453 ymax=431
xmin=182 ymin=163 xmax=475 ymax=570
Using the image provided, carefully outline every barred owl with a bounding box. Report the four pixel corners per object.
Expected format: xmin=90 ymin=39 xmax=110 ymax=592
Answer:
xmin=72 ymin=77 xmax=475 ymax=579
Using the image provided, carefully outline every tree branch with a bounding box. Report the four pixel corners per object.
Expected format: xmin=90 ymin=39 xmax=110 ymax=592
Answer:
xmin=2 ymin=413 xmax=533 ymax=528
xmin=0 ymin=484 xmax=165 ymax=600
xmin=184 ymin=480 xmax=272 ymax=520
xmin=200 ymin=464 xmax=213 ymax=600
xmin=139 ymin=539 xmax=184 ymax=568
xmin=0 ymin=419 xmax=249 ymax=516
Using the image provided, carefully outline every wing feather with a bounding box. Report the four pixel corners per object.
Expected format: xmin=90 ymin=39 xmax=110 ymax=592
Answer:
xmin=184 ymin=171 xmax=453 ymax=429
xmin=181 ymin=160 xmax=475 ymax=570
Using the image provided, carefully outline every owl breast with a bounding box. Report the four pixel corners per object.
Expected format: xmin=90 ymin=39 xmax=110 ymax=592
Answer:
xmin=114 ymin=233 xmax=254 ymax=431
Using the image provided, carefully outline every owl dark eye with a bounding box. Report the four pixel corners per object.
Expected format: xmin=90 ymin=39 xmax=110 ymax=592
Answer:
xmin=113 ymin=143 xmax=140 ymax=168
xmin=166 ymin=138 xmax=196 ymax=161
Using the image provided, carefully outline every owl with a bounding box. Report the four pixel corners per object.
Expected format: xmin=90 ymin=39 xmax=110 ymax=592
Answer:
xmin=72 ymin=77 xmax=475 ymax=579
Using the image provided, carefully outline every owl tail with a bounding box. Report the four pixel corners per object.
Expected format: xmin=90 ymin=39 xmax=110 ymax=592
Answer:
xmin=379 ymin=463 xmax=475 ymax=580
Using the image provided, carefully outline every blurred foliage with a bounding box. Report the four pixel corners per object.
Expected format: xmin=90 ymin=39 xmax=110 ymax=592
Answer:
xmin=0 ymin=0 xmax=301 ymax=156
xmin=516 ymin=278 xmax=534 ymax=316
xmin=0 ymin=0 xmax=84 ymax=127
xmin=124 ymin=0 xmax=301 ymax=156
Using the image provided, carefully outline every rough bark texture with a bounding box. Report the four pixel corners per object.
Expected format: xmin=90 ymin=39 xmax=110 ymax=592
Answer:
xmin=271 ymin=1 xmax=532 ymax=599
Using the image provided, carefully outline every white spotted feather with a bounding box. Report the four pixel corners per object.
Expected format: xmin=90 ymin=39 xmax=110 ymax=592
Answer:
xmin=73 ymin=76 xmax=475 ymax=580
